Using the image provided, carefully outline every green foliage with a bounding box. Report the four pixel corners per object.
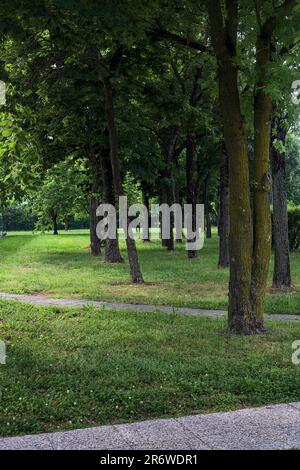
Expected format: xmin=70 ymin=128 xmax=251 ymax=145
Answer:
xmin=32 ymin=157 xmax=88 ymax=232
xmin=286 ymin=134 xmax=300 ymax=205
xmin=288 ymin=203 xmax=300 ymax=251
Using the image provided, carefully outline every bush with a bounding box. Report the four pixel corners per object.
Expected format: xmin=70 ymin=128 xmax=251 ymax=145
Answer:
xmin=288 ymin=205 xmax=300 ymax=251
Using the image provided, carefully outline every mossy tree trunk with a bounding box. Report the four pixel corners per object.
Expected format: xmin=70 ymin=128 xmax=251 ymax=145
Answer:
xmin=207 ymin=0 xmax=254 ymax=334
xmin=250 ymin=34 xmax=273 ymax=328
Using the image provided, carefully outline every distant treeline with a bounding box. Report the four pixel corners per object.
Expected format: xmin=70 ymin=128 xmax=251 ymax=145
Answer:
xmin=1 ymin=206 xmax=89 ymax=232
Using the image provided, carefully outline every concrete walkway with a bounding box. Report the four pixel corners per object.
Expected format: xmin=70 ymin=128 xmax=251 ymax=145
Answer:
xmin=0 ymin=292 xmax=299 ymax=321
xmin=0 ymin=403 xmax=299 ymax=450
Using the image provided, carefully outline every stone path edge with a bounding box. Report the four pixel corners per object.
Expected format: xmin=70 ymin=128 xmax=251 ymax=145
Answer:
xmin=0 ymin=292 xmax=299 ymax=321
xmin=0 ymin=402 xmax=300 ymax=450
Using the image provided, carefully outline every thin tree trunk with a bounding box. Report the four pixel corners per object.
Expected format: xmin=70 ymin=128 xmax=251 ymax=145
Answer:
xmin=89 ymin=194 xmax=101 ymax=256
xmin=99 ymin=68 xmax=143 ymax=282
xmin=204 ymin=175 xmax=212 ymax=239
xmin=218 ymin=144 xmax=229 ymax=268
xmin=141 ymin=182 xmax=151 ymax=242
xmin=53 ymin=214 xmax=58 ymax=235
xmin=186 ymin=135 xmax=198 ymax=258
xmin=160 ymin=185 xmax=174 ymax=250
xmin=100 ymin=145 xmax=124 ymax=263
xmin=88 ymin=152 xmax=102 ymax=257
xmin=271 ymin=116 xmax=291 ymax=288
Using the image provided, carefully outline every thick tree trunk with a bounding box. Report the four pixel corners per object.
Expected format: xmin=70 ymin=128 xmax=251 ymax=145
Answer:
xmin=250 ymin=36 xmax=272 ymax=328
xmin=271 ymin=116 xmax=291 ymax=289
xmin=218 ymin=145 xmax=229 ymax=268
xmin=204 ymin=175 xmax=212 ymax=239
xmin=207 ymin=0 xmax=254 ymax=334
xmin=186 ymin=135 xmax=198 ymax=258
xmin=100 ymin=69 xmax=143 ymax=282
xmin=100 ymin=146 xmax=124 ymax=263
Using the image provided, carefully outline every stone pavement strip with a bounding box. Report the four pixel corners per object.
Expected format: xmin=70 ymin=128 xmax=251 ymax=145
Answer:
xmin=0 ymin=403 xmax=299 ymax=450
xmin=0 ymin=292 xmax=299 ymax=321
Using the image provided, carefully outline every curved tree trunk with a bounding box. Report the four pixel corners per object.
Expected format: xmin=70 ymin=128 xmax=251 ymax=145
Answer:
xmin=218 ymin=144 xmax=229 ymax=268
xmin=271 ymin=116 xmax=291 ymax=289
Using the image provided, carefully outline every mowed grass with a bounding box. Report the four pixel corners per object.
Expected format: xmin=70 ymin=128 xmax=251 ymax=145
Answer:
xmin=0 ymin=300 xmax=300 ymax=437
xmin=0 ymin=230 xmax=299 ymax=314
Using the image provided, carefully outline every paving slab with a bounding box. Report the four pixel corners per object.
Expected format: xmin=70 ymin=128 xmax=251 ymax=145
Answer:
xmin=0 ymin=434 xmax=53 ymax=450
xmin=0 ymin=403 xmax=299 ymax=450
xmin=0 ymin=292 xmax=299 ymax=321
xmin=116 ymin=418 xmax=210 ymax=450
xmin=48 ymin=425 xmax=130 ymax=450
xmin=176 ymin=403 xmax=300 ymax=450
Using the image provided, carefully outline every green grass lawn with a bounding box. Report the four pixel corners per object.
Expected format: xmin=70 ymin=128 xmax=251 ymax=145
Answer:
xmin=0 ymin=300 xmax=300 ymax=437
xmin=0 ymin=230 xmax=299 ymax=314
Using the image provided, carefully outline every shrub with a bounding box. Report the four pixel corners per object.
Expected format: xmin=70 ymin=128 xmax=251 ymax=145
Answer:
xmin=288 ymin=205 xmax=300 ymax=251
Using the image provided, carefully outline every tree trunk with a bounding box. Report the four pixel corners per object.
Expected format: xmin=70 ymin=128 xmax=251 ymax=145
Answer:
xmin=204 ymin=175 xmax=212 ymax=239
xmin=160 ymin=185 xmax=174 ymax=251
xmin=53 ymin=214 xmax=58 ymax=235
xmin=250 ymin=35 xmax=272 ymax=328
xmin=89 ymin=194 xmax=101 ymax=256
xmin=271 ymin=116 xmax=291 ymax=289
xmin=186 ymin=135 xmax=198 ymax=258
xmin=100 ymin=145 xmax=124 ymax=263
xmin=141 ymin=182 xmax=151 ymax=242
xmin=99 ymin=68 xmax=143 ymax=282
xmin=218 ymin=144 xmax=229 ymax=268
xmin=207 ymin=0 xmax=254 ymax=334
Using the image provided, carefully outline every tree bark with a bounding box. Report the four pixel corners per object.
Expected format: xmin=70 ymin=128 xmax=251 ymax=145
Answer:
xmin=53 ymin=214 xmax=58 ymax=235
xmin=271 ymin=116 xmax=291 ymax=288
xmin=204 ymin=175 xmax=212 ymax=239
xmin=88 ymin=153 xmax=102 ymax=257
xmin=89 ymin=194 xmax=101 ymax=256
xmin=250 ymin=36 xmax=272 ymax=328
xmin=160 ymin=185 xmax=174 ymax=250
xmin=99 ymin=65 xmax=143 ymax=282
xmin=100 ymin=145 xmax=124 ymax=263
xmin=207 ymin=0 xmax=254 ymax=334
xmin=186 ymin=135 xmax=198 ymax=258
xmin=141 ymin=182 xmax=151 ymax=242
xmin=218 ymin=144 xmax=229 ymax=268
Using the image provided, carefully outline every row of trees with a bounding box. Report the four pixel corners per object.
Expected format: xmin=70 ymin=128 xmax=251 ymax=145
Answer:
xmin=0 ymin=0 xmax=300 ymax=333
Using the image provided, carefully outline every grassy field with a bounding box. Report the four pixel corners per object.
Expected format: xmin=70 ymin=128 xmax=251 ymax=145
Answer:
xmin=0 ymin=230 xmax=299 ymax=314
xmin=0 ymin=300 xmax=299 ymax=437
